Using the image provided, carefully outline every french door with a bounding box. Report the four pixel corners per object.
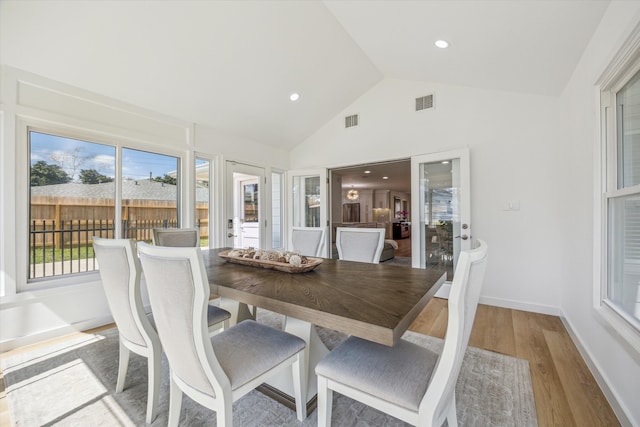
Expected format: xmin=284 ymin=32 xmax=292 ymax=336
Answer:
xmin=411 ymin=148 xmax=471 ymax=297
xmin=225 ymin=161 xmax=265 ymax=249
xmin=286 ymin=169 xmax=328 ymax=257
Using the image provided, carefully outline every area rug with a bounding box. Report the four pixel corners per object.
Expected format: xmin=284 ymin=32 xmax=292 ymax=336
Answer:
xmin=2 ymin=311 xmax=537 ymax=426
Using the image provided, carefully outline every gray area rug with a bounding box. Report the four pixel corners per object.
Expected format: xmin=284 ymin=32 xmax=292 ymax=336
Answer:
xmin=2 ymin=310 xmax=537 ymax=426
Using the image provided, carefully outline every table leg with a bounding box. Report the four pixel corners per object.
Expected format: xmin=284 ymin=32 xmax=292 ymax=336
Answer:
xmin=262 ymin=316 xmax=330 ymax=409
xmin=218 ymin=297 xmax=256 ymax=326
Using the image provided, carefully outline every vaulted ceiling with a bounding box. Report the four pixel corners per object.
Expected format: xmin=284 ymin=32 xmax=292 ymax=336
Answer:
xmin=1 ymin=0 xmax=610 ymax=150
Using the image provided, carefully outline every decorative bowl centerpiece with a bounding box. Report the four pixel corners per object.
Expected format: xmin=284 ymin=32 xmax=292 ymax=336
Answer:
xmin=218 ymin=248 xmax=323 ymax=273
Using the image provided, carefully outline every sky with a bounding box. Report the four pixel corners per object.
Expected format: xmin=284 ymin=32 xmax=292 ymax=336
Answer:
xmin=30 ymin=131 xmax=179 ymax=181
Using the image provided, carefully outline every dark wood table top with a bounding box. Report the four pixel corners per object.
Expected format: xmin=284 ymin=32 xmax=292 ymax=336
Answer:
xmin=203 ymin=248 xmax=446 ymax=346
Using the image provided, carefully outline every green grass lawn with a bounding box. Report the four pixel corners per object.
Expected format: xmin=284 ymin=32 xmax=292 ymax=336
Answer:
xmin=31 ymin=237 xmax=210 ymax=264
xmin=30 ymin=246 xmax=95 ymax=264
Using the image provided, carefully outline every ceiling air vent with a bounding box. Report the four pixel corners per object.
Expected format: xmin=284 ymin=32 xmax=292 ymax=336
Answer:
xmin=345 ymin=114 xmax=359 ymax=128
xmin=415 ymin=94 xmax=434 ymax=111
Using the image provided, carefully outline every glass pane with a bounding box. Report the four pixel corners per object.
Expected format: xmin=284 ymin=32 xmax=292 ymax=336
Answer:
xmin=419 ymin=159 xmax=459 ymax=280
xmin=29 ymin=131 xmax=116 ymax=279
xmin=607 ymin=193 xmax=640 ymax=325
xmin=243 ymin=183 xmax=259 ymax=222
xmin=271 ymin=172 xmax=284 ymax=249
xmin=121 ymin=148 xmax=179 ymax=242
xmin=196 ymin=158 xmax=210 ymax=248
xmin=293 ymin=175 xmax=321 ymax=227
xmin=616 ymin=69 xmax=640 ymax=188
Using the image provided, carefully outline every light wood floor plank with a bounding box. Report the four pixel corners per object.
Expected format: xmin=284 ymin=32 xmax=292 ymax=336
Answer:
xmin=409 ymin=296 xmax=447 ymax=338
xmin=543 ymin=329 xmax=619 ymax=426
xmin=512 ymin=309 xmax=578 ymax=427
xmin=468 ymin=304 xmax=517 ymax=356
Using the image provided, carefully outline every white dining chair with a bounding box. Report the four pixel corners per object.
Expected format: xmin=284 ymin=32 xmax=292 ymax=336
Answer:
xmin=291 ymin=226 xmax=326 ymax=257
xmin=316 ymin=239 xmax=488 ymax=427
xmin=152 ymin=227 xmax=200 ymax=247
xmin=335 ymin=227 xmax=386 ymax=264
xmin=93 ymin=237 xmax=162 ymax=424
xmin=137 ymin=242 xmax=308 ymax=426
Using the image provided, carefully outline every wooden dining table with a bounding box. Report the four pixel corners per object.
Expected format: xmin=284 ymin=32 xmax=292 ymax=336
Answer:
xmin=203 ymin=248 xmax=446 ymax=411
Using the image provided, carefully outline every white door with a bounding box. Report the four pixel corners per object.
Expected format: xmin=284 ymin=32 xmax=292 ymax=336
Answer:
xmin=225 ymin=161 xmax=265 ymax=249
xmin=411 ymin=148 xmax=471 ymax=297
xmin=286 ymin=169 xmax=328 ymax=257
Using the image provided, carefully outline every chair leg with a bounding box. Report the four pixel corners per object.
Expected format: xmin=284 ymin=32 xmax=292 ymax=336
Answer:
xmin=168 ymin=375 xmax=183 ymax=427
xmin=292 ymin=352 xmax=307 ymax=421
xmin=216 ymin=399 xmax=233 ymax=427
xmin=116 ymin=340 xmax=130 ymax=393
xmin=145 ymin=346 xmax=161 ymax=424
xmin=446 ymin=393 xmax=458 ymax=427
xmin=317 ymin=376 xmax=332 ymax=427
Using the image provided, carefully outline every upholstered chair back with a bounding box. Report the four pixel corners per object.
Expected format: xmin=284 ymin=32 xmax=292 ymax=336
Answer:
xmin=93 ymin=237 xmax=154 ymax=347
xmin=137 ymin=243 xmax=226 ymax=398
xmin=420 ymin=239 xmax=488 ymax=423
xmin=291 ymin=227 xmax=326 ymax=257
xmin=152 ymin=228 xmax=199 ymax=247
xmin=336 ymin=227 xmax=385 ymax=264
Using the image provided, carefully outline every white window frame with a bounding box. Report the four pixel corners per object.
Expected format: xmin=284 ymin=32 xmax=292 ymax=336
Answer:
xmin=596 ymin=24 xmax=640 ymax=354
xmin=20 ymin=121 xmax=187 ymax=290
xmin=194 ymin=153 xmax=214 ymax=248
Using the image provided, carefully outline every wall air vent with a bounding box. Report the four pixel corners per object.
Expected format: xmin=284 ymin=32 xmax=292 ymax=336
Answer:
xmin=415 ymin=94 xmax=434 ymax=111
xmin=345 ymin=114 xmax=359 ymax=128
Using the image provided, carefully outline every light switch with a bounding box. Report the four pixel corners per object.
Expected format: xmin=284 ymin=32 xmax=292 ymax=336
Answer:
xmin=504 ymin=201 xmax=520 ymax=211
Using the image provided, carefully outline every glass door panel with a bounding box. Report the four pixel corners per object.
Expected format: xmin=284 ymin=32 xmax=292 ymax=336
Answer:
xmin=411 ymin=149 xmax=470 ymax=287
xmin=225 ymin=162 xmax=265 ymax=249
xmin=287 ymin=169 xmax=328 ymax=256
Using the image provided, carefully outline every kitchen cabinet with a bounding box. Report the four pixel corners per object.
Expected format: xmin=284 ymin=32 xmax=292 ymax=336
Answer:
xmin=393 ymin=222 xmax=411 ymax=239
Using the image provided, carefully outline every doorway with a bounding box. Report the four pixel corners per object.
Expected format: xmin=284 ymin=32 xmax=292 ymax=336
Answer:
xmin=329 ymin=159 xmax=411 ymax=262
xmin=225 ymin=161 xmax=265 ymax=249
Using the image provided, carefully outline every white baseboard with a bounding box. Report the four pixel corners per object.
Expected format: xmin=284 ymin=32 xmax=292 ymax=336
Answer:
xmin=478 ymin=295 xmax=561 ymax=316
xmin=560 ymin=316 xmax=635 ymax=427
xmin=0 ymin=315 xmax=114 ymax=353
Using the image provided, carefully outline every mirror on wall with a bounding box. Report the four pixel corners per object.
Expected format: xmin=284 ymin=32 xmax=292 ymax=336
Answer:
xmin=342 ymin=203 xmax=360 ymax=222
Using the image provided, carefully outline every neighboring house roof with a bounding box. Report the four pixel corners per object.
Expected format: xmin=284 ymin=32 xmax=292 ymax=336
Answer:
xmin=31 ymin=179 xmax=209 ymax=202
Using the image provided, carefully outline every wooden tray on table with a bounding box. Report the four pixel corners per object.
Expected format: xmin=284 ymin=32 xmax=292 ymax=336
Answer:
xmin=217 ymin=249 xmax=323 ymax=273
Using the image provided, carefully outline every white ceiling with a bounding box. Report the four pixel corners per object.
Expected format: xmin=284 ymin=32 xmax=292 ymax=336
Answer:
xmin=1 ymin=0 xmax=610 ymax=150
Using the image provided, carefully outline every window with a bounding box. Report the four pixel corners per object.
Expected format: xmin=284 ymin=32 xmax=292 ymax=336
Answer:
xmin=29 ymin=131 xmax=116 ymax=279
xmin=121 ymin=148 xmax=179 ymax=242
xmin=271 ymin=171 xmax=284 ymax=249
xmin=599 ymin=38 xmax=640 ymax=352
xmin=196 ymin=158 xmax=211 ymax=248
xmin=28 ymin=130 xmax=181 ymax=282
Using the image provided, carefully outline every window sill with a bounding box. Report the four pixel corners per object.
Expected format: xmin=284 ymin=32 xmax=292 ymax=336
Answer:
xmin=2 ymin=271 xmax=103 ymax=309
xmin=596 ymin=303 xmax=640 ymax=355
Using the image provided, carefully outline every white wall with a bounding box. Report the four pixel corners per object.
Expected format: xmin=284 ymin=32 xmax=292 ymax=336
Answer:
xmin=292 ymin=78 xmax=565 ymax=314
xmin=560 ymin=2 xmax=640 ymax=425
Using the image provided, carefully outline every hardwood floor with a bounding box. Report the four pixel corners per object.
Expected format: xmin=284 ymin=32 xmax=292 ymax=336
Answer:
xmin=394 ymin=235 xmax=411 ymax=257
xmin=0 ymin=301 xmax=620 ymax=426
xmin=409 ymin=299 xmax=620 ymax=426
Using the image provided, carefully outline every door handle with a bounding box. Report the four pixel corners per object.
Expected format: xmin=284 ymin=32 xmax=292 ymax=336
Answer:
xmin=454 ymin=234 xmax=469 ymax=240
xmin=227 ymin=233 xmax=237 ymax=238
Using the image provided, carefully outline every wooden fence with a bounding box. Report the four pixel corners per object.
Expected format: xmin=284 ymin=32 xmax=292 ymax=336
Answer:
xmin=30 ymin=195 xmax=209 ymax=248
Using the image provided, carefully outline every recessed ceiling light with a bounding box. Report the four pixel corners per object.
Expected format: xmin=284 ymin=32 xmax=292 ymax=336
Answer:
xmin=364 ymin=170 xmax=371 ymax=174
xmin=289 ymin=93 xmax=300 ymax=101
xmin=435 ymin=40 xmax=449 ymax=49
xmin=382 ymin=176 xmax=389 ymax=180
xmin=441 ymin=160 xmax=450 ymax=164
